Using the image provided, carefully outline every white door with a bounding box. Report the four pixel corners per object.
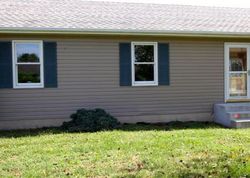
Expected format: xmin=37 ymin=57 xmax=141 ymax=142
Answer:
xmin=225 ymin=44 xmax=250 ymax=100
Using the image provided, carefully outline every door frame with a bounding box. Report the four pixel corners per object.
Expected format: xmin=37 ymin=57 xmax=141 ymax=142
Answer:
xmin=224 ymin=43 xmax=250 ymax=101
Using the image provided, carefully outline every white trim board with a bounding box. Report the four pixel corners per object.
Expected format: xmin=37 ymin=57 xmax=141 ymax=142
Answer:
xmin=2 ymin=28 xmax=250 ymax=38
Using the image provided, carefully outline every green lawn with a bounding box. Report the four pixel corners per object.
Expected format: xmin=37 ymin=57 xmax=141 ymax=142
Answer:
xmin=0 ymin=122 xmax=249 ymax=177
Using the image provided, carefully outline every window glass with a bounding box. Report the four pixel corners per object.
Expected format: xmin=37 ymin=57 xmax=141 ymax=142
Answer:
xmin=229 ymin=48 xmax=247 ymax=71
xmin=18 ymin=65 xmax=40 ymax=83
xmin=229 ymin=73 xmax=247 ymax=97
xmin=16 ymin=43 xmax=40 ymax=62
xmin=135 ymin=64 xmax=154 ymax=81
xmin=134 ymin=45 xmax=154 ymax=62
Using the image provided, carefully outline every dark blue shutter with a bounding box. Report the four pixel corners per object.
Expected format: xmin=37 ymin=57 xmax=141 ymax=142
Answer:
xmin=0 ymin=42 xmax=13 ymax=88
xmin=158 ymin=43 xmax=170 ymax=85
xmin=119 ymin=43 xmax=131 ymax=86
xmin=43 ymin=42 xmax=57 ymax=88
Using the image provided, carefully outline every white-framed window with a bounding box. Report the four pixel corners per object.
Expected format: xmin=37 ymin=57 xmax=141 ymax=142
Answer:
xmin=131 ymin=42 xmax=158 ymax=86
xmin=12 ymin=40 xmax=44 ymax=88
xmin=224 ymin=43 xmax=250 ymax=100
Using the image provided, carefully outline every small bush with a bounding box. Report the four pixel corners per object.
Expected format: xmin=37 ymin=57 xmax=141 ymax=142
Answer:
xmin=61 ymin=108 xmax=120 ymax=132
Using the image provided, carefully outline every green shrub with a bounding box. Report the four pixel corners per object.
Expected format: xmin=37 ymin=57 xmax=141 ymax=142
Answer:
xmin=61 ymin=108 xmax=120 ymax=132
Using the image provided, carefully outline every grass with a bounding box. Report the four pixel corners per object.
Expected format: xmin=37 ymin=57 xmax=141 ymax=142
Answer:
xmin=0 ymin=122 xmax=249 ymax=177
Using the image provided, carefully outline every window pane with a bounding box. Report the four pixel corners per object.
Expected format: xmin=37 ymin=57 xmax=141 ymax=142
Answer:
xmin=135 ymin=45 xmax=154 ymax=62
xmin=230 ymin=48 xmax=247 ymax=71
xmin=135 ymin=64 xmax=154 ymax=81
xmin=18 ymin=65 xmax=40 ymax=83
xmin=16 ymin=43 xmax=40 ymax=62
xmin=229 ymin=73 xmax=247 ymax=97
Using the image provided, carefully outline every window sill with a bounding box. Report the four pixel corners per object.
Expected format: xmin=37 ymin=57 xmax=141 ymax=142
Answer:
xmin=14 ymin=85 xmax=44 ymax=89
xmin=132 ymin=82 xmax=158 ymax=87
xmin=226 ymin=98 xmax=250 ymax=103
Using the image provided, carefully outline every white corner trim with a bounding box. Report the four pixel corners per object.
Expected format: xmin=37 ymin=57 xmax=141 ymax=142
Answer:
xmin=12 ymin=40 xmax=44 ymax=89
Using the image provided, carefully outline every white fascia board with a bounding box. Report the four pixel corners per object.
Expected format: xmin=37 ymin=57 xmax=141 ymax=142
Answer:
xmin=1 ymin=27 xmax=250 ymax=38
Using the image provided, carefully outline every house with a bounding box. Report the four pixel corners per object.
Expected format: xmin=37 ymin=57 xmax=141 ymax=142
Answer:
xmin=1 ymin=0 xmax=250 ymax=130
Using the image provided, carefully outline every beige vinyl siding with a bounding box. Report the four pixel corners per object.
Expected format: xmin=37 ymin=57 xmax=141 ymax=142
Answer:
xmin=0 ymin=38 xmax=224 ymax=127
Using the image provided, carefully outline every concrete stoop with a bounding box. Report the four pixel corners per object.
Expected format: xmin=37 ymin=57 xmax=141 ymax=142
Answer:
xmin=214 ymin=103 xmax=250 ymax=128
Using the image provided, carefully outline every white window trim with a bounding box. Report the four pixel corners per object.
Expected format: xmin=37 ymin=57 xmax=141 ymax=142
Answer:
xmin=224 ymin=43 xmax=250 ymax=101
xmin=12 ymin=40 xmax=44 ymax=89
xmin=131 ymin=42 xmax=158 ymax=86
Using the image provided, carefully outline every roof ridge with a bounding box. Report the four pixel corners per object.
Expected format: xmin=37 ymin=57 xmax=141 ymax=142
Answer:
xmin=84 ymin=0 xmax=250 ymax=10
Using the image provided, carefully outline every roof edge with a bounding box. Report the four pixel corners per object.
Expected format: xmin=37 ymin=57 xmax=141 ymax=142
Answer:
xmin=1 ymin=28 xmax=250 ymax=38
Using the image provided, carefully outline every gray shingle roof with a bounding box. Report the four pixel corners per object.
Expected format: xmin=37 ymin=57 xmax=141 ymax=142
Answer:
xmin=1 ymin=0 xmax=250 ymax=35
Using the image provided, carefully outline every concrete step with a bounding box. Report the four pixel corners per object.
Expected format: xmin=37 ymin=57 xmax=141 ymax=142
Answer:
xmin=216 ymin=103 xmax=250 ymax=112
xmin=214 ymin=103 xmax=250 ymax=128
xmin=231 ymin=119 xmax=250 ymax=128
xmin=227 ymin=111 xmax=250 ymax=119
